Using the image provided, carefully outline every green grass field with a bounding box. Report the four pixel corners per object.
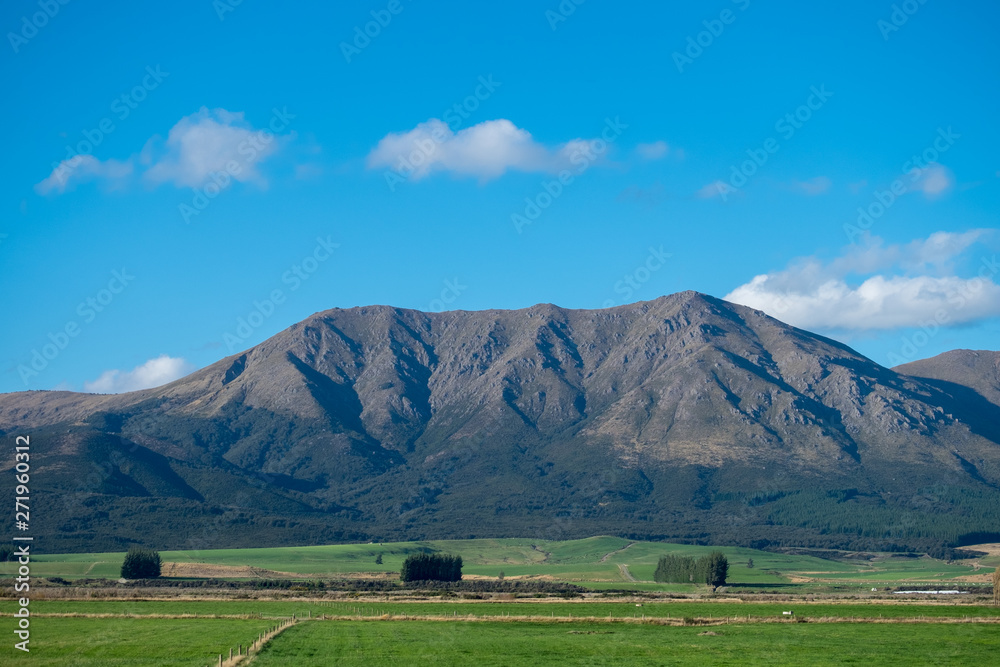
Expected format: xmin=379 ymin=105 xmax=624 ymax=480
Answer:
xmin=0 ymin=617 xmax=274 ymax=666
xmin=250 ymin=620 xmax=1000 ymax=666
xmin=5 ymin=599 xmax=999 ymax=620
xmin=2 ymin=599 xmax=998 ymax=665
xmin=3 ymin=536 xmax=993 ymax=591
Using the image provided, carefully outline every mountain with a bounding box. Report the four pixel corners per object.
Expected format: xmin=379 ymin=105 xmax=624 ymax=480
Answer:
xmin=896 ymin=350 xmax=1000 ymax=408
xmin=3 ymin=292 xmax=1000 ymax=554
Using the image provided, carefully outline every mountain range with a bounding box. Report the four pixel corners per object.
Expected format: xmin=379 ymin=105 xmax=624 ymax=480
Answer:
xmin=3 ymin=292 xmax=999 ymax=554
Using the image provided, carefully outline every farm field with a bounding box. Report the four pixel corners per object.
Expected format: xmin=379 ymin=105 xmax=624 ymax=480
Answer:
xmin=0 ymin=616 xmax=274 ymax=667
xmin=4 ymin=536 xmax=995 ymax=591
xmin=3 ymin=537 xmax=996 ymax=664
xmin=2 ymin=600 xmax=999 ymax=666
xmin=249 ymin=620 xmax=1000 ymax=666
xmin=5 ymin=599 xmax=1000 ymax=621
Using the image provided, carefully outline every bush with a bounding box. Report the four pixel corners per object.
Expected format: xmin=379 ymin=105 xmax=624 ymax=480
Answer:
xmin=120 ymin=547 xmax=161 ymax=579
xmin=399 ymin=553 xmax=462 ymax=582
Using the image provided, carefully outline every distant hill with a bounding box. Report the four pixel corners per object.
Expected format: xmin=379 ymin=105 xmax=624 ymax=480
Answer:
xmin=3 ymin=292 xmax=999 ymax=554
xmin=896 ymin=350 xmax=1000 ymax=408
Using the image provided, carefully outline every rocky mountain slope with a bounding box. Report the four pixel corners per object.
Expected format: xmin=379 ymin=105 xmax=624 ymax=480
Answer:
xmin=3 ymin=292 xmax=999 ymax=553
xmin=896 ymin=350 xmax=1000 ymax=408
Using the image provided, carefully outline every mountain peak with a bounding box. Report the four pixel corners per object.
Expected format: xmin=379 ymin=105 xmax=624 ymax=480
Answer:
xmin=3 ymin=294 xmax=999 ymax=552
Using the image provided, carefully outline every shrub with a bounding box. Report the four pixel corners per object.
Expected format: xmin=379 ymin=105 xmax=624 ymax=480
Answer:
xmin=399 ymin=553 xmax=462 ymax=582
xmin=120 ymin=547 xmax=161 ymax=579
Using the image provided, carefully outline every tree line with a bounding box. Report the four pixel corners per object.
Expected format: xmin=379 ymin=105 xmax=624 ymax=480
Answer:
xmin=400 ymin=553 xmax=462 ymax=582
xmin=653 ymin=551 xmax=728 ymax=587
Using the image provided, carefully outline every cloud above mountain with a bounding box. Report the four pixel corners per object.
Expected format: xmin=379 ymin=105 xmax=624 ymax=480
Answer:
xmin=725 ymin=230 xmax=1000 ymax=330
xmin=83 ymin=355 xmax=194 ymax=394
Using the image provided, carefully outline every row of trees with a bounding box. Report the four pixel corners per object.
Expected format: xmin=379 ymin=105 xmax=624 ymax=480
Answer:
xmin=653 ymin=551 xmax=728 ymax=588
xmin=400 ymin=553 xmax=463 ymax=582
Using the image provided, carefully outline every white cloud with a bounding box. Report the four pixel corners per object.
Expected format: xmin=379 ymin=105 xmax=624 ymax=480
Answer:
xmin=143 ymin=107 xmax=280 ymax=187
xmin=636 ymin=141 xmax=669 ymax=160
xmin=83 ymin=355 xmax=194 ymax=394
xmin=366 ymin=118 xmax=607 ymax=181
xmin=36 ymin=107 xmax=287 ymax=195
xmin=910 ymin=163 xmax=954 ymax=199
xmin=724 ymin=231 xmax=1000 ymax=330
xmin=789 ymin=176 xmax=832 ymax=196
xmin=35 ymin=155 xmax=133 ymax=195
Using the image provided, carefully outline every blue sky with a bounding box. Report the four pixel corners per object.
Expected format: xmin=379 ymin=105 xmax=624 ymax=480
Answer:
xmin=2 ymin=0 xmax=998 ymax=393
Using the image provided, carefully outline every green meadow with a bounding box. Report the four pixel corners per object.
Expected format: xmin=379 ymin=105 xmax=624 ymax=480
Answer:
xmin=249 ymin=620 xmax=1000 ymax=667
xmin=0 ymin=616 xmax=274 ymax=667
xmin=4 ymin=536 xmax=994 ymax=590
xmin=5 ymin=598 xmax=1000 ymax=620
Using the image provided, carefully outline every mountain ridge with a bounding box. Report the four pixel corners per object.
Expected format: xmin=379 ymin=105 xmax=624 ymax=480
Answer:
xmin=3 ymin=291 xmax=999 ymax=554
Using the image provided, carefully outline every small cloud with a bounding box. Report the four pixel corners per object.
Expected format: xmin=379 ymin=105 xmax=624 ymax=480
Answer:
xmin=83 ymin=355 xmax=194 ymax=394
xmin=144 ymin=107 xmax=282 ymax=188
xmin=366 ymin=118 xmax=611 ymax=181
xmin=909 ymin=163 xmax=954 ymax=199
xmin=789 ymin=176 xmax=832 ymax=196
xmin=35 ymin=155 xmax=134 ymax=195
xmin=635 ymin=141 xmax=669 ymax=161
xmin=36 ymin=107 xmax=291 ymax=196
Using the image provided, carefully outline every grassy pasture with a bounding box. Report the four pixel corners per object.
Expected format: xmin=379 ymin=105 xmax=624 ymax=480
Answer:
xmin=3 ymin=536 xmax=992 ymax=590
xmin=2 ymin=599 xmax=998 ymax=665
xmin=0 ymin=616 xmax=274 ymax=666
xmin=5 ymin=599 xmax=999 ymax=620
xmin=250 ymin=619 xmax=1000 ymax=666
